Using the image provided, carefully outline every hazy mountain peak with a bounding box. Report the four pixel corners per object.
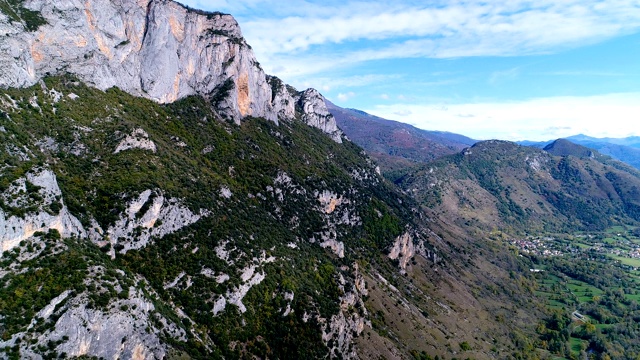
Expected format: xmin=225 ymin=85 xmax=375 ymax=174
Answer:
xmin=543 ymin=138 xmax=598 ymax=158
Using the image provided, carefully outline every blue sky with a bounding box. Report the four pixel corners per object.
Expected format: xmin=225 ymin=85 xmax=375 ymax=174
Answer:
xmin=180 ymin=0 xmax=640 ymax=141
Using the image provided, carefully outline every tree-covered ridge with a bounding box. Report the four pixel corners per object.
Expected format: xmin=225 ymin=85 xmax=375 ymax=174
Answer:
xmin=398 ymin=140 xmax=640 ymax=234
xmin=0 ymin=76 xmax=421 ymax=358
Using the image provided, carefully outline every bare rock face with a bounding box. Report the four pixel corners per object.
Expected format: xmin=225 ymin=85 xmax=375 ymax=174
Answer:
xmin=388 ymin=231 xmax=415 ymax=270
xmin=0 ymin=0 xmax=276 ymax=122
xmin=0 ymin=0 xmax=346 ymax=138
xmin=267 ymin=75 xmax=296 ymax=121
xmin=322 ymin=264 xmax=369 ymax=359
xmin=0 ymin=279 xmax=186 ymax=360
xmin=89 ymin=189 xmax=206 ymax=258
xmin=297 ymin=89 xmax=343 ymax=143
xmin=0 ymin=167 xmax=86 ymax=253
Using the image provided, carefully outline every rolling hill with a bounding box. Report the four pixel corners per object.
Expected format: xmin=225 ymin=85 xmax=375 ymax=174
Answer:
xmin=398 ymin=139 xmax=640 ymax=234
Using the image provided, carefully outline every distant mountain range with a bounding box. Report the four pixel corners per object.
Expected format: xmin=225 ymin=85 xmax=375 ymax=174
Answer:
xmin=326 ymin=101 xmax=475 ymax=173
xmin=328 ymin=102 xmax=640 ymax=173
xmin=520 ymin=134 xmax=640 ymax=170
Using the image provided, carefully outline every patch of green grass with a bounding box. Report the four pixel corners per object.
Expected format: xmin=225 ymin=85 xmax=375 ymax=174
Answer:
xmin=547 ymin=299 xmax=566 ymax=309
xmin=574 ymin=242 xmax=591 ymax=249
xmin=624 ymin=294 xmax=640 ymax=302
xmin=607 ymin=255 xmax=640 ymax=268
xmin=607 ymin=225 xmax=627 ymax=234
xmin=569 ymin=337 xmax=585 ymax=354
xmin=595 ymin=323 xmax=614 ymax=330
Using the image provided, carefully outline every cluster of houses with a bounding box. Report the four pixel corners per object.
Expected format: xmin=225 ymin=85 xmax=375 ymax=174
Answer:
xmin=510 ymin=237 xmax=563 ymax=257
xmin=511 ymin=230 xmax=640 ymax=263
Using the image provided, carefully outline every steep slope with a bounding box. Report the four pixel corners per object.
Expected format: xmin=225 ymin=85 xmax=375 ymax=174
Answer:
xmin=398 ymin=140 xmax=640 ymax=233
xmin=326 ymin=101 xmax=475 ymax=173
xmin=0 ymin=76 xmax=378 ymax=358
xmin=0 ymin=77 xmax=547 ymax=359
xmin=543 ymin=138 xmax=602 ymax=159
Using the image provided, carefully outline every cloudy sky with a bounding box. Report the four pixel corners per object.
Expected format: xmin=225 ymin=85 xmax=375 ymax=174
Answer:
xmin=180 ymin=0 xmax=640 ymax=141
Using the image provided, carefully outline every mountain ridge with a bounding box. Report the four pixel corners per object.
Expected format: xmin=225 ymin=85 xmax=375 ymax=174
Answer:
xmin=0 ymin=0 xmax=343 ymax=143
xmin=326 ymin=101 xmax=475 ymax=173
xmin=399 ymin=139 xmax=640 ymax=233
xmin=519 ymin=135 xmax=640 ymax=170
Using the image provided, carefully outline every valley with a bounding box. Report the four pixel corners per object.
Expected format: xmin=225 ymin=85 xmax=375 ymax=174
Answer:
xmin=512 ymin=225 xmax=640 ymax=359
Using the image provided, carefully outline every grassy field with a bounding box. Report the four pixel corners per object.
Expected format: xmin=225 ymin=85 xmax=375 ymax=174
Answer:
xmin=574 ymin=242 xmax=592 ymax=249
xmin=607 ymin=225 xmax=628 ymax=234
xmin=569 ymin=337 xmax=586 ymax=355
xmin=608 ymin=254 xmax=640 ymax=268
xmin=624 ymin=293 xmax=640 ymax=302
xmin=595 ymin=323 xmax=614 ymax=330
xmin=566 ymin=280 xmax=603 ymax=303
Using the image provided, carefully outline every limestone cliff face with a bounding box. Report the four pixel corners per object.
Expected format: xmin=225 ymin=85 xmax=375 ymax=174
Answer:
xmin=0 ymin=0 xmax=343 ymax=137
xmin=297 ymin=89 xmax=343 ymax=143
xmin=267 ymin=75 xmax=296 ymax=121
xmin=0 ymin=168 xmax=86 ymax=253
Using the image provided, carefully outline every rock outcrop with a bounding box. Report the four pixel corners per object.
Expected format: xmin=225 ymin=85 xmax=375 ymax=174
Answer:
xmin=322 ymin=264 xmax=369 ymax=359
xmin=89 ymin=189 xmax=206 ymax=258
xmin=297 ymin=89 xmax=343 ymax=143
xmin=0 ymin=0 xmax=343 ymax=140
xmin=0 ymin=167 xmax=86 ymax=253
xmin=388 ymin=231 xmax=415 ymax=270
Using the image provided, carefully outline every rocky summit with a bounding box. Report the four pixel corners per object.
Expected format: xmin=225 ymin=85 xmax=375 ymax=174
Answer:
xmin=0 ymin=0 xmax=343 ymax=137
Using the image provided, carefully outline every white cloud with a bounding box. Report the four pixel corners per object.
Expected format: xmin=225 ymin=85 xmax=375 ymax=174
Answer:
xmin=394 ymin=109 xmax=413 ymax=116
xmin=178 ymin=0 xmax=640 ymax=87
xmin=489 ymin=67 xmax=521 ymax=84
xmin=297 ymin=74 xmax=403 ymax=92
xmin=365 ymin=92 xmax=640 ymax=141
xmin=231 ymin=0 xmax=640 ymax=80
xmin=337 ymin=92 xmax=356 ymax=101
xmin=541 ymin=71 xmax=627 ymax=77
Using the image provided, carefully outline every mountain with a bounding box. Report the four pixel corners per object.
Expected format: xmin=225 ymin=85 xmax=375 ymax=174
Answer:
xmin=520 ymin=135 xmax=640 ymax=170
xmin=0 ymin=1 xmax=545 ymax=359
xmin=543 ymin=138 xmax=602 ymax=159
xmin=326 ymin=101 xmax=475 ymax=174
xmin=566 ymin=134 xmax=640 ymax=148
xmin=0 ymin=0 xmax=341 ymax=144
xmin=398 ymin=140 xmax=640 ymax=234
xmin=0 ymin=74 xmax=539 ymax=360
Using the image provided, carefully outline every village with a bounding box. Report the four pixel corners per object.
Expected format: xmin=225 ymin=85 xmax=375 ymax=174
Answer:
xmin=509 ymin=227 xmax=640 ymax=267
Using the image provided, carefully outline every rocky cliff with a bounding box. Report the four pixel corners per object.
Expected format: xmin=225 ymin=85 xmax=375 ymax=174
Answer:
xmin=0 ymin=0 xmax=341 ymax=140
